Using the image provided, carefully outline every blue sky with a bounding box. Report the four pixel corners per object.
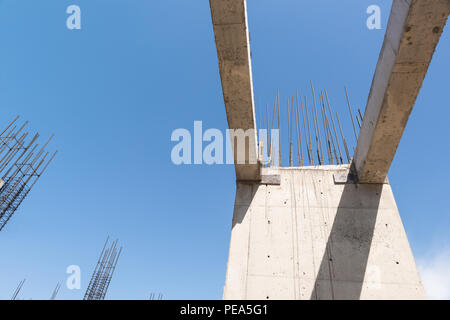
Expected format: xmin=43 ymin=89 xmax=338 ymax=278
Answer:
xmin=0 ymin=0 xmax=449 ymax=299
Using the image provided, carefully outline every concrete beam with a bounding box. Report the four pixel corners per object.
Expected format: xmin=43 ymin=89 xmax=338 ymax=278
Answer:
xmin=210 ymin=0 xmax=260 ymax=181
xmin=354 ymin=0 xmax=450 ymax=183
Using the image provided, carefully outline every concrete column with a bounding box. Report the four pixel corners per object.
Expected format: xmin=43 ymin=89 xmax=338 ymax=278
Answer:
xmin=354 ymin=0 xmax=450 ymax=183
xmin=223 ymin=166 xmax=426 ymax=300
xmin=210 ymin=0 xmax=260 ymax=181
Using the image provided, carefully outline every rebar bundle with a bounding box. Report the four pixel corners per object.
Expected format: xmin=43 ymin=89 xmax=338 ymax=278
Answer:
xmin=0 ymin=117 xmax=57 ymax=232
xmin=257 ymin=83 xmax=363 ymax=168
xmin=149 ymin=293 xmax=163 ymax=300
xmin=50 ymin=282 xmax=61 ymax=300
xmin=84 ymin=237 xmax=122 ymax=300
xmin=11 ymin=279 xmax=26 ymax=300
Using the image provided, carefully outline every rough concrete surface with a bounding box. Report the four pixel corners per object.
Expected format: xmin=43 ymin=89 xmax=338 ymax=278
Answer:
xmin=210 ymin=0 xmax=260 ymax=181
xmin=354 ymin=0 xmax=450 ymax=183
xmin=223 ymin=166 xmax=426 ymax=300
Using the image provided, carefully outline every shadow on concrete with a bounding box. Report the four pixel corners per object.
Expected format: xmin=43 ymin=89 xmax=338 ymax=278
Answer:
xmin=310 ymin=182 xmax=383 ymax=300
xmin=231 ymin=182 xmax=260 ymax=228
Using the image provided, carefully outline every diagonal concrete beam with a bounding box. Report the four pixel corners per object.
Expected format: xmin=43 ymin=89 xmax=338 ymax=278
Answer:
xmin=354 ymin=0 xmax=450 ymax=183
xmin=210 ymin=0 xmax=260 ymax=181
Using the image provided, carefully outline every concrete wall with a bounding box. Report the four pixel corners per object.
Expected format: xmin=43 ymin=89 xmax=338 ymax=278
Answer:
xmin=223 ymin=165 xmax=426 ymax=300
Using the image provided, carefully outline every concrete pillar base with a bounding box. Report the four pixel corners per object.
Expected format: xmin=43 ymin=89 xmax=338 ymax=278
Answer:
xmin=223 ymin=165 xmax=426 ymax=300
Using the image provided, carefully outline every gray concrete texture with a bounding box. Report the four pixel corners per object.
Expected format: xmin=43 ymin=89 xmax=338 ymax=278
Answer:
xmin=209 ymin=0 xmax=449 ymax=300
xmin=354 ymin=0 xmax=450 ymax=183
xmin=210 ymin=0 xmax=260 ymax=181
xmin=223 ymin=166 xmax=426 ymax=299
